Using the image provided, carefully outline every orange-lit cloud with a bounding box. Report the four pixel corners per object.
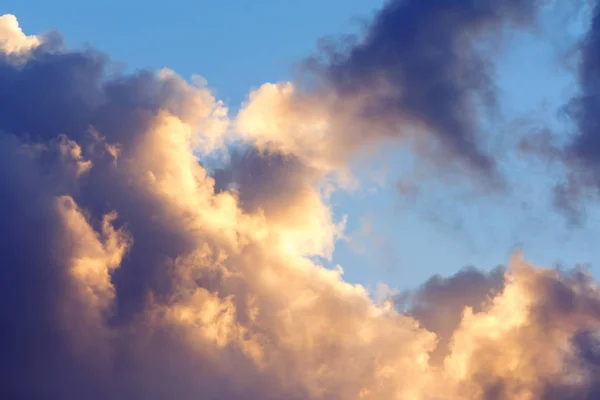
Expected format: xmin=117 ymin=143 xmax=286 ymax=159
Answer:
xmin=1 ymin=12 xmax=600 ymax=400
xmin=0 ymin=14 xmax=40 ymax=55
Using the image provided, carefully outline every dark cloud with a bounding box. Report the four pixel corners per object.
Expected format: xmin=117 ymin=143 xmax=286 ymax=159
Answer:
xmin=0 ymin=42 xmax=199 ymax=325
xmin=0 ymin=35 xmax=242 ymax=399
xmin=552 ymin=330 xmax=600 ymax=400
xmin=0 ymin=137 xmax=101 ymax=400
xmin=212 ymin=146 xmax=318 ymax=216
xmin=567 ymin=2 xmax=600 ymax=170
xmin=307 ymin=0 xmax=543 ymax=181
xmin=558 ymin=2 xmax=600 ymax=216
xmin=396 ymin=266 xmax=506 ymax=363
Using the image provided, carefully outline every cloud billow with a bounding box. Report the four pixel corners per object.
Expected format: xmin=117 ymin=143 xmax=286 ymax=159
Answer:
xmin=304 ymin=0 xmax=543 ymax=182
xmin=3 ymin=8 xmax=600 ymax=400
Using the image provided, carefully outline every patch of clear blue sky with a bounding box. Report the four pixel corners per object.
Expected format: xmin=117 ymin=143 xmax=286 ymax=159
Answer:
xmin=6 ymin=0 xmax=385 ymax=109
xmin=6 ymin=1 xmax=598 ymax=293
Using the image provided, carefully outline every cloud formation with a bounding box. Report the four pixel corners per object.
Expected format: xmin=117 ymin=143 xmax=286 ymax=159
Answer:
xmin=554 ymin=1 xmax=600 ymax=220
xmin=0 ymin=14 xmax=40 ymax=55
xmin=233 ymin=0 xmax=547 ymax=197
xmin=2 ymin=10 xmax=600 ymax=400
xmin=321 ymin=0 xmax=541 ymax=171
xmin=396 ymin=266 xmax=507 ymax=364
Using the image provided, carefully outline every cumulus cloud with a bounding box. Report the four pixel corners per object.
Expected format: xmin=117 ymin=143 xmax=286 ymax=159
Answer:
xmin=235 ymin=0 xmax=545 ymax=189
xmin=0 ymin=14 xmax=40 ymax=55
xmin=211 ymin=146 xmax=345 ymax=259
xmin=3 ymin=11 xmax=600 ymax=400
xmin=396 ymin=266 xmax=507 ymax=365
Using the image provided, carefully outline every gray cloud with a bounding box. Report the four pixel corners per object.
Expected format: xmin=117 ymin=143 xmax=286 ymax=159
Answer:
xmin=553 ymin=1 xmax=600 ymax=219
xmin=396 ymin=266 xmax=506 ymax=364
xmin=305 ymin=0 xmax=544 ymax=183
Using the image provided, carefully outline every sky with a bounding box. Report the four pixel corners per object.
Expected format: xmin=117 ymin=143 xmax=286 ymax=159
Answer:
xmin=5 ymin=1 xmax=600 ymax=399
xmin=6 ymin=0 xmax=599 ymax=293
xmin=6 ymin=0 xmax=385 ymax=107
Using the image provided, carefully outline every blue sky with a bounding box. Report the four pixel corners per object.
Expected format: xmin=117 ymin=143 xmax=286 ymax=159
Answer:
xmin=6 ymin=0 xmax=598 ymax=294
xmin=6 ymin=0 xmax=385 ymax=108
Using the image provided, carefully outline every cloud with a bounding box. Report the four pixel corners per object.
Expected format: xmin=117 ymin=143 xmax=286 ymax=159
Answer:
xmin=554 ymin=1 xmax=600 ymax=219
xmin=234 ymin=0 xmax=547 ymax=197
xmin=304 ymin=0 xmax=542 ymax=181
xmin=211 ymin=146 xmax=345 ymax=259
xmin=3 ymin=12 xmax=600 ymax=400
xmin=444 ymin=254 xmax=600 ymax=399
xmin=396 ymin=265 xmax=507 ymax=364
xmin=0 ymin=14 xmax=40 ymax=55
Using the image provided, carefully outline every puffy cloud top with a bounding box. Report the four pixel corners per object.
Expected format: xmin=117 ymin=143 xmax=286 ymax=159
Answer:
xmin=0 ymin=14 xmax=40 ymax=55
